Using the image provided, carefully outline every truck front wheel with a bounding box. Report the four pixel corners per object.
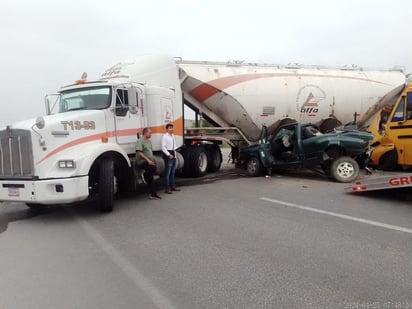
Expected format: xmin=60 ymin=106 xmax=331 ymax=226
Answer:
xmin=330 ymin=156 xmax=359 ymax=183
xmin=98 ymin=157 xmax=115 ymax=212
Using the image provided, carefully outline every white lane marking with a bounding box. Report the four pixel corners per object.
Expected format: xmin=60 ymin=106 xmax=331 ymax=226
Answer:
xmin=71 ymin=212 xmax=175 ymax=309
xmin=260 ymin=197 xmax=412 ymax=235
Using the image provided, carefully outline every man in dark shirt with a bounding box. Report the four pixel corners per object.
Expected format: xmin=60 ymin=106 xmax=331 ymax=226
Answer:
xmin=136 ymin=128 xmax=161 ymax=200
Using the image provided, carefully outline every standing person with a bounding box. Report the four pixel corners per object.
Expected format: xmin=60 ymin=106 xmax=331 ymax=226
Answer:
xmin=136 ymin=128 xmax=161 ymax=200
xmin=161 ymin=123 xmax=181 ymax=194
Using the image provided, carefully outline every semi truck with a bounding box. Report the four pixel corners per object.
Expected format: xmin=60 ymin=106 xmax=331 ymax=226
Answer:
xmin=0 ymin=55 xmax=405 ymax=211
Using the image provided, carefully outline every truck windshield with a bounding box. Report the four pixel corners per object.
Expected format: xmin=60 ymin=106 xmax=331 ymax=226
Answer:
xmin=59 ymin=86 xmax=112 ymax=113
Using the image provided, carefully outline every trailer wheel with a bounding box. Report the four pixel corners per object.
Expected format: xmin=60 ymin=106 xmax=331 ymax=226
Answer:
xmin=330 ymin=156 xmax=359 ymax=183
xmin=191 ymin=147 xmax=208 ymax=177
xmin=246 ymin=157 xmax=262 ymax=177
xmin=181 ymin=147 xmax=191 ymax=177
xmin=183 ymin=146 xmax=208 ymax=177
xmin=98 ymin=157 xmax=115 ymax=212
xmin=208 ymin=145 xmax=222 ymax=172
xmin=378 ymin=149 xmax=398 ymax=171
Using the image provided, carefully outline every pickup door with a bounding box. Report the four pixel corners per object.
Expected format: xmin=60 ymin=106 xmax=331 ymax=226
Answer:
xmin=300 ymin=125 xmax=325 ymax=167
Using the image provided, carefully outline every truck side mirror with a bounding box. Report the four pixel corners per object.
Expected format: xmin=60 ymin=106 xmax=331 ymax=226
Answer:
xmin=44 ymin=94 xmax=59 ymax=115
xmin=45 ymin=97 xmax=51 ymax=115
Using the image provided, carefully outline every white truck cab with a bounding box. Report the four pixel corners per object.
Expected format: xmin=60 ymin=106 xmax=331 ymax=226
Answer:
xmin=0 ymin=55 xmax=184 ymax=211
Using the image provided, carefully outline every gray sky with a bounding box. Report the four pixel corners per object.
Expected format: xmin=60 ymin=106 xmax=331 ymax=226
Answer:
xmin=1 ymin=0 xmax=411 ymax=127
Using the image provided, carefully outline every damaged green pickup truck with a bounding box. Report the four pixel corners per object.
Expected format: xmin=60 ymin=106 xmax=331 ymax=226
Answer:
xmin=236 ymin=122 xmax=373 ymax=182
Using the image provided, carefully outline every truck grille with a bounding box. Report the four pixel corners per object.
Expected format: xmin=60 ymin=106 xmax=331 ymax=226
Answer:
xmin=0 ymin=129 xmax=34 ymax=177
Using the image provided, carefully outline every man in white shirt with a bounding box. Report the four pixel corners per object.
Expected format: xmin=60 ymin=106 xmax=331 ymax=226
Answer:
xmin=161 ymin=123 xmax=181 ymax=194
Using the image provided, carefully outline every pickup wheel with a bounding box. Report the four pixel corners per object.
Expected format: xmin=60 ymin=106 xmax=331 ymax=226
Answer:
xmin=246 ymin=157 xmax=262 ymax=177
xmin=98 ymin=157 xmax=115 ymax=212
xmin=330 ymin=156 xmax=359 ymax=183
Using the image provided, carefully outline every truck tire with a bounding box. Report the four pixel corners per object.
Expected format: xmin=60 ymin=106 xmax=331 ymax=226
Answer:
xmin=191 ymin=146 xmax=209 ymax=177
xmin=330 ymin=156 xmax=359 ymax=183
xmin=378 ymin=150 xmax=398 ymax=171
xmin=99 ymin=157 xmax=115 ymax=212
xmin=183 ymin=146 xmax=209 ymax=177
xmin=246 ymin=157 xmax=262 ymax=177
xmin=208 ymin=145 xmax=222 ymax=172
xmin=181 ymin=147 xmax=192 ymax=177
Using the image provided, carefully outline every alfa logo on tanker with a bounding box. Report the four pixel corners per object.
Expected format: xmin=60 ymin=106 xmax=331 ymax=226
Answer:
xmin=296 ymin=85 xmax=326 ymax=117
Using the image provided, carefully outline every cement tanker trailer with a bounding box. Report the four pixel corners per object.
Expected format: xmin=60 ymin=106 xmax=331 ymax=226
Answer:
xmin=0 ymin=55 xmax=406 ymax=211
xmin=178 ymin=60 xmax=405 ymax=139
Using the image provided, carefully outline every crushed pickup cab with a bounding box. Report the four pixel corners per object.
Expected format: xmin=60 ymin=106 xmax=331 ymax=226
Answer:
xmin=236 ymin=122 xmax=373 ymax=182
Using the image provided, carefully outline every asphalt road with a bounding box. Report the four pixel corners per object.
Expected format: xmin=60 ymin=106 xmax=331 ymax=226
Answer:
xmin=1 ymin=167 xmax=412 ymax=309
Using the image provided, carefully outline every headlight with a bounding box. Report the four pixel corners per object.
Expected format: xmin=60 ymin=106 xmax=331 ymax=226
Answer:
xmin=58 ymin=160 xmax=76 ymax=168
